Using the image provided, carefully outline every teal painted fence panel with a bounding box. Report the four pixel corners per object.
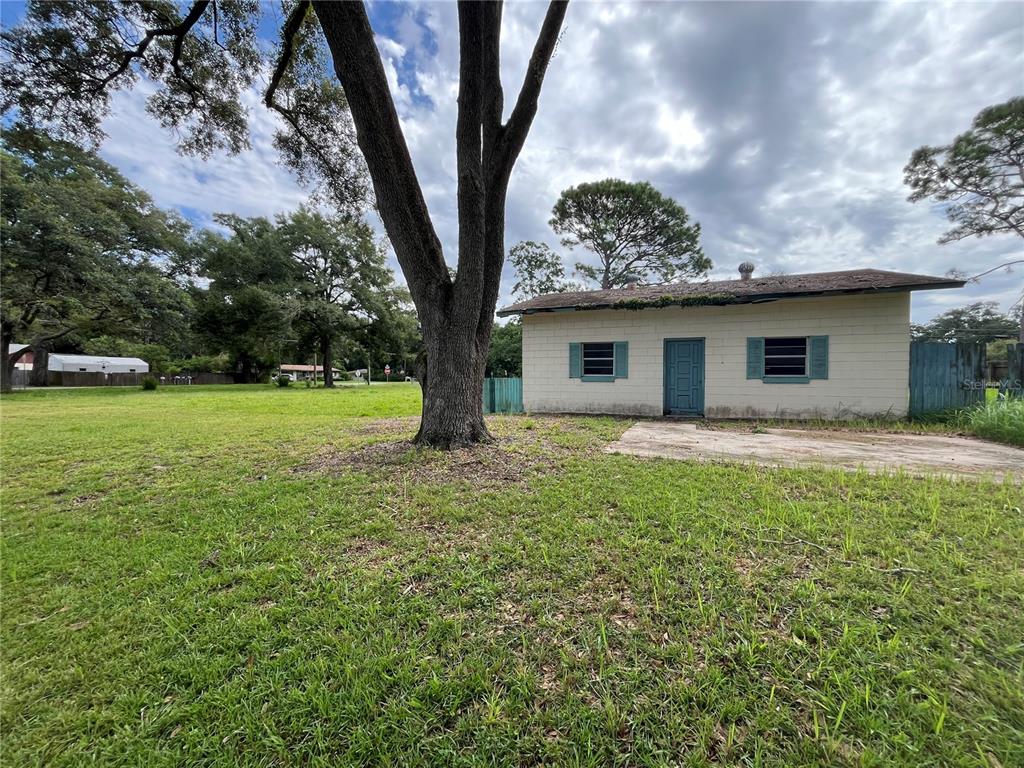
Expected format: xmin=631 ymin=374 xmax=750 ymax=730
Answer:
xmin=483 ymin=377 xmax=524 ymax=414
xmin=908 ymin=341 xmax=986 ymax=416
xmin=1000 ymin=343 xmax=1023 ymax=398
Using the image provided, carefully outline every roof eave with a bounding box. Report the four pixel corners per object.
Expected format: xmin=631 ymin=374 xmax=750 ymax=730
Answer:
xmin=497 ymin=280 xmax=966 ymax=317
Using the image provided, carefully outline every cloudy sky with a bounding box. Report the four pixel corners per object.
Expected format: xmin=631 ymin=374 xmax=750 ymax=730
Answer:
xmin=5 ymin=1 xmax=1021 ymax=322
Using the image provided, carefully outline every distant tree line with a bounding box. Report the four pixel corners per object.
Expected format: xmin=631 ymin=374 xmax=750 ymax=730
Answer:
xmin=912 ymin=301 xmax=1022 ymax=363
xmin=0 ymin=128 xmax=419 ymax=393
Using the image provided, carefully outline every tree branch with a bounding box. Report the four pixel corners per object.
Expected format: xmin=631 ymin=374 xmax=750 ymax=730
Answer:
xmin=312 ymin=1 xmax=449 ymax=312
xmin=262 ymin=2 xmax=347 ymax=182
xmin=453 ymin=1 xmax=489 ymax=323
xmin=264 ymin=1 xmax=309 ymax=111
xmin=494 ymin=1 xmax=568 ymax=181
xmin=94 ymin=1 xmax=210 ymax=93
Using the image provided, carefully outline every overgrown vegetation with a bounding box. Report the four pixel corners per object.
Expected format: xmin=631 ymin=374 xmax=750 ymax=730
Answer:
xmin=953 ymin=399 xmax=1024 ymax=447
xmin=612 ymin=293 xmax=737 ymax=311
xmin=2 ymin=385 xmax=1021 ymax=766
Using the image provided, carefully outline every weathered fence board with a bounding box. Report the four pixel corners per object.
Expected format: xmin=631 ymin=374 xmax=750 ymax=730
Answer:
xmin=999 ymin=343 xmax=1023 ymax=398
xmin=47 ymin=371 xmax=235 ymax=387
xmin=483 ymin=377 xmax=523 ymax=414
xmin=908 ymin=341 xmax=986 ymax=416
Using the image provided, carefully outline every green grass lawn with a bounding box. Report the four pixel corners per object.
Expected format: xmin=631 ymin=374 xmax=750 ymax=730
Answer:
xmin=2 ymin=384 xmax=1022 ymax=766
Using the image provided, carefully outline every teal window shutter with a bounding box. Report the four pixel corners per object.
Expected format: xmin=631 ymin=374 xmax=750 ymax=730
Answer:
xmin=614 ymin=341 xmax=629 ymax=378
xmin=746 ymin=337 xmax=764 ymax=379
xmin=809 ymin=335 xmax=829 ymax=379
xmin=569 ymin=342 xmax=582 ymax=378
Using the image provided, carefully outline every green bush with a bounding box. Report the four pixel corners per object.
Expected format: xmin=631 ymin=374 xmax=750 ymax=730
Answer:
xmin=141 ymin=376 xmax=158 ymax=391
xmin=274 ymin=374 xmax=292 ymax=388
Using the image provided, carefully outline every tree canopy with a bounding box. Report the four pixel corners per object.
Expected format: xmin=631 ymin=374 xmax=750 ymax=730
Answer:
xmin=0 ymin=1 xmax=366 ymax=212
xmin=0 ymin=127 xmax=191 ymax=392
xmin=283 ymin=208 xmax=398 ymax=387
xmin=911 ymin=301 xmax=1020 ymax=345
xmin=186 ymin=209 xmax=411 ymax=384
xmin=486 ymin=321 xmax=522 ymax=377
xmin=904 ymin=97 xmax=1024 ymax=243
xmin=507 ymin=241 xmax=582 ymax=301
xmin=550 ymin=178 xmax=709 ymax=290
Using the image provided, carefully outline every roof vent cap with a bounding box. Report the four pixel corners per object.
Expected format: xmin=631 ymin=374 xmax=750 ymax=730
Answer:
xmin=738 ymin=261 xmax=755 ymax=281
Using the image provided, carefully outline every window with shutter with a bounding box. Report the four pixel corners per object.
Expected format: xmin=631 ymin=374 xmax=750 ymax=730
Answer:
xmin=748 ymin=335 xmax=829 ymax=383
xmin=568 ymin=342 xmax=582 ymax=378
xmin=809 ymin=336 xmax=829 ymax=379
xmin=746 ymin=337 xmax=764 ymax=379
xmin=570 ymin=341 xmax=629 ymax=381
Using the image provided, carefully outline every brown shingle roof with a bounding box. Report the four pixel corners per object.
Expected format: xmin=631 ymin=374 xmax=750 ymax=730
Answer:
xmin=497 ymin=268 xmax=964 ymax=316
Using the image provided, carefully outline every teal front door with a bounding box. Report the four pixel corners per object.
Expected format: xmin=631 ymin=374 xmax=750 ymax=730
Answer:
xmin=664 ymin=339 xmax=705 ymax=415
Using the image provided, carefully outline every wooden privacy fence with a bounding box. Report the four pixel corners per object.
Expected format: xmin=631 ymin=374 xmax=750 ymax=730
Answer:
xmin=999 ymin=343 xmax=1024 ymax=398
xmin=48 ymin=371 xmax=235 ymax=387
xmin=483 ymin=377 xmax=523 ymax=414
xmin=908 ymin=341 xmax=986 ymax=416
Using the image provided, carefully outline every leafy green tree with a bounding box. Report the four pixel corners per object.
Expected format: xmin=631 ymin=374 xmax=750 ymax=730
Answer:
xmin=486 ymin=320 xmax=522 ymax=377
xmin=194 ymin=285 xmax=291 ymax=383
xmin=911 ymin=302 xmax=1020 ymax=344
xmin=1 ymin=0 xmax=568 ymax=446
xmin=549 ymin=179 xmax=710 ymax=290
xmin=188 ymin=215 xmax=296 ymax=382
xmin=280 ymin=208 xmax=392 ymax=388
xmin=507 ymin=241 xmax=582 ymax=301
xmin=188 ymin=209 xmax=406 ymax=384
xmin=344 ymin=291 xmax=421 ymax=382
xmin=0 ymin=127 xmax=191 ymax=392
xmin=905 ymin=98 xmax=1023 ymax=243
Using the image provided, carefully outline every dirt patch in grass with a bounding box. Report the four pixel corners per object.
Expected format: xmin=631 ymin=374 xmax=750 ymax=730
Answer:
xmin=350 ymin=416 xmax=420 ymax=436
xmin=294 ymin=417 xmax=608 ymax=489
xmin=343 ymin=536 xmax=399 ymax=568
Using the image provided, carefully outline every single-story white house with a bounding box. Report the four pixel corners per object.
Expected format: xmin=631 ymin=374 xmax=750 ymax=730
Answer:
xmin=47 ymin=354 xmax=149 ymax=374
xmin=498 ymin=267 xmax=964 ymax=420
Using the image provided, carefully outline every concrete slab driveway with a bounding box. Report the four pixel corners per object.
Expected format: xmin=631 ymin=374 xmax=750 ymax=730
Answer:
xmin=607 ymin=422 xmax=1024 ymax=481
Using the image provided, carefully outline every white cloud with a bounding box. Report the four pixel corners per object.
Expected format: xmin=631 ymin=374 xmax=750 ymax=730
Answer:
xmin=92 ymin=1 xmax=1023 ymax=324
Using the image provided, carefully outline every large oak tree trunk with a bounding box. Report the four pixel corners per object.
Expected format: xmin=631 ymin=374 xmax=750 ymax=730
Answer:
xmin=30 ymin=343 xmax=49 ymax=387
xmin=415 ymin=315 xmax=492 ymax=447
xmin=313 ymin=0 xmax=566 ymax=447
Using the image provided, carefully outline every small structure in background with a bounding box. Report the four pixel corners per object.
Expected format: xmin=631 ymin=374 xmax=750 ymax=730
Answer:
xmin=7 ymin=344 xmax=34 ymax=370
xmin=48 ymin=354 xmax=149 ymax=374
xmin=278 ymin=363 xmax=341 ymax=381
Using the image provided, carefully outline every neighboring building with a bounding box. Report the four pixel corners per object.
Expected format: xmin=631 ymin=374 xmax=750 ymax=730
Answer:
xmin=47 ymin=354 xmax=149 ymax=374
xmin=7 ymin=344 xmax=34 ymax=370
xmin=279 ymin=364 xmax=341 ymax=380
xmin=498 ymin=268 xmax=964 ymax=420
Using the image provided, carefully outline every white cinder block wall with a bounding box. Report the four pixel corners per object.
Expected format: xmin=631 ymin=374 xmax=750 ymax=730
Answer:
xmin=520 ymin=292 xmax=911 ymax=419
